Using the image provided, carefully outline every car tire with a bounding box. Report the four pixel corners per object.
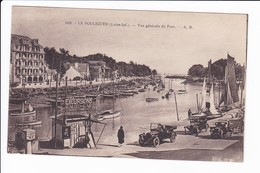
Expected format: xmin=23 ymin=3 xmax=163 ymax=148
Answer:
xmin=153 ymin=137 xmax=160 ymax=147
xmin=139 ymin=137 xmax=145 ymax=146
xmin=170 ymin=132 xmax=176 ymax=143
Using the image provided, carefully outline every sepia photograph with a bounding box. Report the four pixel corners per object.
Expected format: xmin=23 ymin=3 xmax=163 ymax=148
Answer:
xmin=2 ymin=1 xmax=260 ymax=173
xmin=6 ymin=6 xmax=247 ymax=161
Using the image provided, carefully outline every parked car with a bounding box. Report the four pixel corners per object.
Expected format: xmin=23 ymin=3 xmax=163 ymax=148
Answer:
xmin=184 ymin=114 xmax=209 ymax=136
xmin=210 ymin=117 xmax=244 ymax=139
xmin=139 ymin=123 xmax=177 ymax=147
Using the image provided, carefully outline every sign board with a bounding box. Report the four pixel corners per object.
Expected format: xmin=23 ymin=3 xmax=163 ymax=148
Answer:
xmin=64 ymin=96 xmax=93 ymax=112
xmin=62 ymin=126 xmax=71 ymax=139
xmin=22 ymin=129 xmax=36 ymax=141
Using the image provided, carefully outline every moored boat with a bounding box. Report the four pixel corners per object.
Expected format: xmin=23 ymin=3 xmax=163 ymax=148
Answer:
xmin=177 ymin=89 xmax=187 ymax=94
xmin=9 ymin=97 xmax=29 ymax=104
xmin=10 ymin=109 xmax=36 ymax=116
xmin=119 ymin=92 xmax=134 ymax=96
xmin=98 ymin=110 xmax=121 ymax=120
xmin=146 ymin=98 xmax=159 ymax=102
xmin=17 ymin=120 xmax=42 ymax=127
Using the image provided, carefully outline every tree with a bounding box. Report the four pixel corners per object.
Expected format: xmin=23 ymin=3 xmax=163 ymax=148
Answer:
xmin=44 ymin=47 xmax=66 ymax=75
xmin=211 ymin=59 xmax=226 ymax=80
xmin=152 ymin=69 xmax=157 ymax=75
xmin=235 ymin=63 xmax=244 ymax=79
xmin=59 ymin=48 xmax=70 ymax=56
xmin=188 ymin=64 xmax=206 ymax=77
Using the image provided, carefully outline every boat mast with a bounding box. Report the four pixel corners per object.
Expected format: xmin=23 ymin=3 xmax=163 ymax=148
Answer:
xmin=196 ymin=93 xmax=199 ymax=113
xmin=54 ymin=73 xmax=59 ymax=149
xmin=112 ymin=67 xmax=115 ymax=130
xmin=173 ymin=91 xmax=179 ymax=121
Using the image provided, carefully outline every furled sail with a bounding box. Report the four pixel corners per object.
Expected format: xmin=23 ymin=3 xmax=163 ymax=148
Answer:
xmin=200 ymin=77 xmax=207 ymax=112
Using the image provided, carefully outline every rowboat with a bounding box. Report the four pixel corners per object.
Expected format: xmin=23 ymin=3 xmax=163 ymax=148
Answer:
xmin=146 ymin=98 xmax=159 ymax=102
xmin=98 ymin=110 xmax=121 ymax=120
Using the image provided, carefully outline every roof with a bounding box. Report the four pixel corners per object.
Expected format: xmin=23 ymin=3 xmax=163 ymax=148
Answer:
xmin=77 ymin=63 xmax=89 ymax=73
xmin=11 ymin=34 xmax=43 ymax=47
xmin=51 ymin=114 xmax=106 ymax=124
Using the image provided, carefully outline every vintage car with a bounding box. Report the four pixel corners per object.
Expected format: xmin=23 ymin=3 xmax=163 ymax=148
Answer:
xmin=184 ymin=114 xmax=209 ymax=136
xmin=210 ymin=118 xmax=244 ymax=139
xmin=139 ymin=123 xmax=177 ymax=147
xmin=228 ymin=118 xmax=244 ymax=134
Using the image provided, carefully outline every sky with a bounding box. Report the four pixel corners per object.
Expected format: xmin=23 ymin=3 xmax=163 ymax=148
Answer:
xmin=11 ymin=6 xmax=247 ymax=74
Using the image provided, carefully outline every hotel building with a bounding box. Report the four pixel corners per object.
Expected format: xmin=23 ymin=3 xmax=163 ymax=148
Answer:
xmin=10 ymin=34 xmax=53 ymax=86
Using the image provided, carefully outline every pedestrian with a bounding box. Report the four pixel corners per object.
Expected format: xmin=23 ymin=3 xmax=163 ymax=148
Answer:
xmin=188 ymin=109 xmax=192 ymax=119
xmin=85 ymin=125 xmax=92 ymax=149
xmin=85 ymin=132 xmax=91 ymax=148
xmin=117 ymin=126 xmax=125 ymax=147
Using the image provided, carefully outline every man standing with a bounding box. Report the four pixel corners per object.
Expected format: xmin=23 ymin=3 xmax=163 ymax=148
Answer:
xmin=117 ymin=126 xmax=125 ymax=147
xmin=188 ymin=109 xmax=192 ymax=119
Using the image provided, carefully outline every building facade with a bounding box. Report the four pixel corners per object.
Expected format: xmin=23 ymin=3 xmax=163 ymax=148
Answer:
xmin=62 ymin=62 xmax=90 ymax=80
xmin=10 ymin=34 xmax=50 ymax=85
xmin=88 ymin=61 xmax=111 ymax=81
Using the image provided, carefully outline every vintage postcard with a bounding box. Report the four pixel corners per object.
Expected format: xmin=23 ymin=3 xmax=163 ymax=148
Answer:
xmin=7 ymin=6 xmax=247 ymax=163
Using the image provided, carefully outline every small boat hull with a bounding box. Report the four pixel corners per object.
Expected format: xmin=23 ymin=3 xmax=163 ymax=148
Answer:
xmin=17 ymin=120 xmax=42 ymax=127
xmin=10 ymin=110 xmax=36 ymax=116
xmin=9 ymin=110 xmax=37 ymax=127
xmin=99 ymin=111 xmax=121 ymax=120
xmin=9 ymin=97 xmax=29 ymax=104
xmin=119 ymin=92 xmax=134 ymax=96
xmin=146 ymin=98 xmax=159 ymax=102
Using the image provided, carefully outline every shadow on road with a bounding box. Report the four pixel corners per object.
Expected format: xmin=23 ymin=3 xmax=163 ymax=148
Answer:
xmin=124 ymin=135 xmax=243 ymax=162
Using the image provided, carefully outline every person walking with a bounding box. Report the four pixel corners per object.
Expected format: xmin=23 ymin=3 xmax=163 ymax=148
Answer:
xmin=85 ymin=132 xmax=92 ymax=149
xmin=117 ymin=126 xmax=125 ymax=147
xmin=188 ymin=109 xmax=192 ymax=119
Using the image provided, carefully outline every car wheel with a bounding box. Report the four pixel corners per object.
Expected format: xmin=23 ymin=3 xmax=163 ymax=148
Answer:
xmin=139 ymin=137 xmax=145 ymax=146
xmin=170 ymin=132 xmax=176 ymax=143
xmin=194 ymin=127 xmax=199 ymax=136
xmin=153 ymin=137 xmax=160 ymax=147
xmin=184 ymin=128 xmax=187 ymax=135
xmin=220 ymin=130 xmax=224 ymax=139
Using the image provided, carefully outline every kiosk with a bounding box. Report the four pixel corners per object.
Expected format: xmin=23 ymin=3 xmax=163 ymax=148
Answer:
xmin=51 ymin=114 xmax=106 ymax=148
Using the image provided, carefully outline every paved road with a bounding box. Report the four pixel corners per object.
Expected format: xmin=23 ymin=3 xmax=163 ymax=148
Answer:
xmin=37 ymin=126 xmax=243 ymax=162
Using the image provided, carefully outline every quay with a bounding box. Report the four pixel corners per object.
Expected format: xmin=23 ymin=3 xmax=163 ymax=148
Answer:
xmin=36 ymin=117 xmax=243 ymax=162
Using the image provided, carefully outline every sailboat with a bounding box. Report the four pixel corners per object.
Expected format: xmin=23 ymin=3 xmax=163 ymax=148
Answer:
xmin=219 ymin=54 xmax=240 ymax=110
xmin=196 ymin=78 xmax=222 ymax=120
xmin=204 ymin=83 xmax=222 ymax=119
